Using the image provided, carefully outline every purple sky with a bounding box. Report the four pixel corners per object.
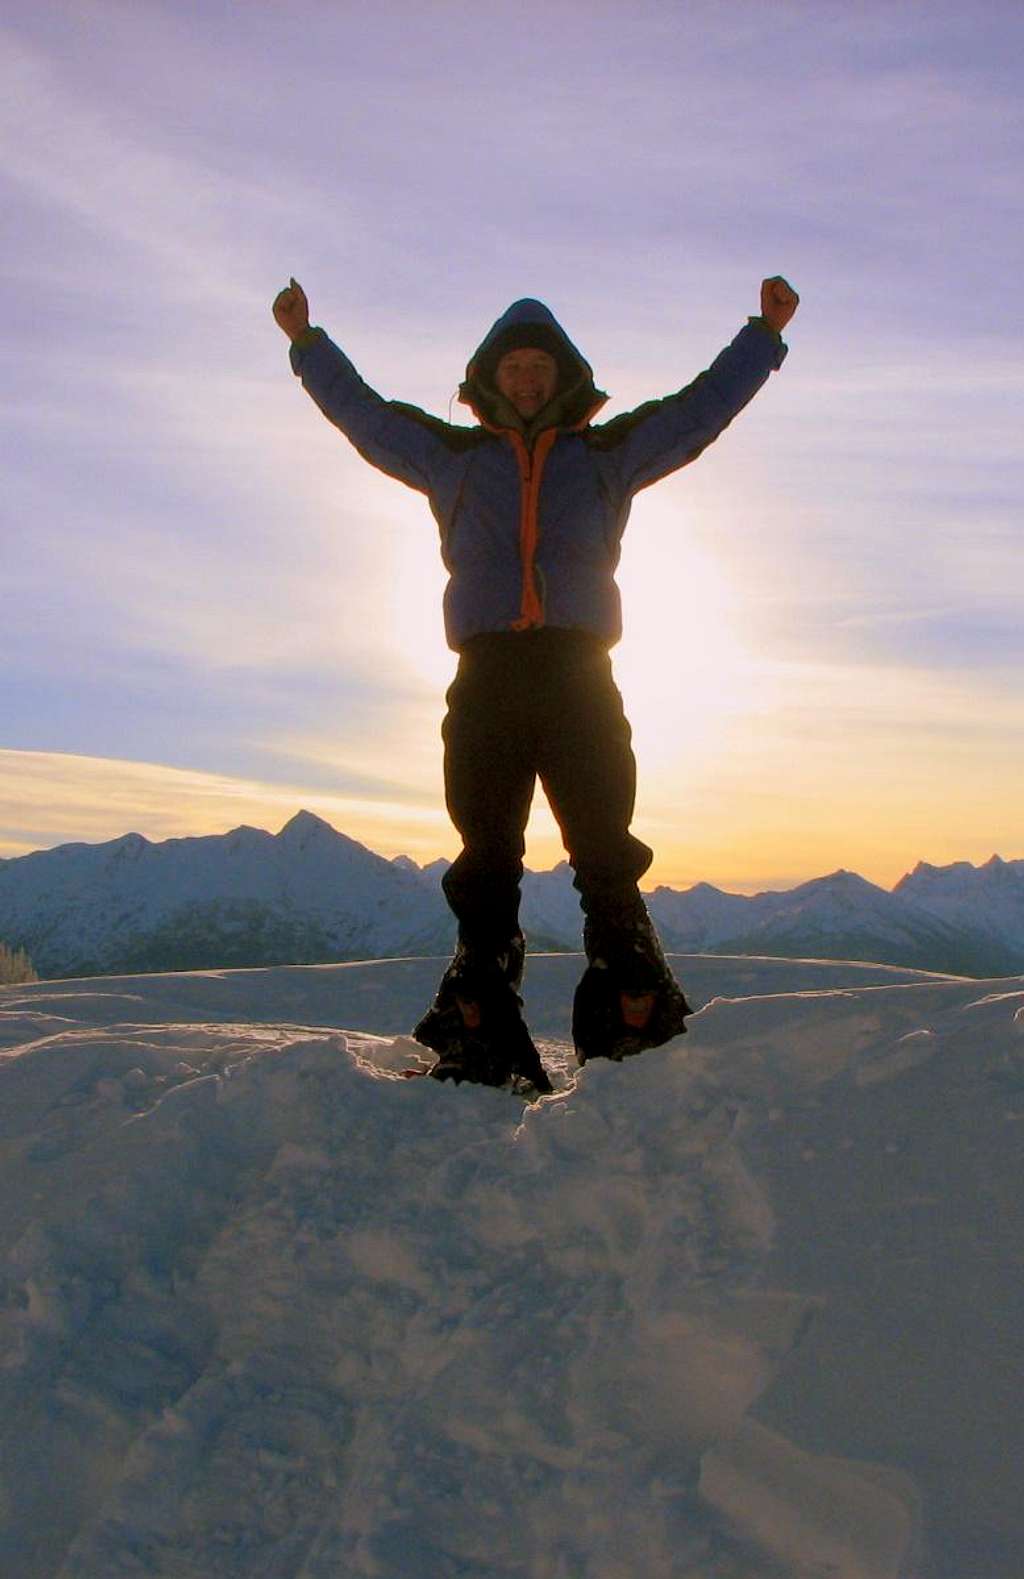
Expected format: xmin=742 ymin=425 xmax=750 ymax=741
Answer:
xmin=2 ymin=0 xmax=1022 ymax=889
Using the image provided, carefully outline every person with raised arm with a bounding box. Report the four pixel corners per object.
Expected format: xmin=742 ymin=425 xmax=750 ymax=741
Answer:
xmin=274 ymin=274 xmax=798 ymax=1094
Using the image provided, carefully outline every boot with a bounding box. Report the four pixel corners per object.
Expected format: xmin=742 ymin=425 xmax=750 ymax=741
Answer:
xmin=573 ymin=904 xmax=691 ymax=1065
xmin=413 ymin=935 xmax=552 ymax=1095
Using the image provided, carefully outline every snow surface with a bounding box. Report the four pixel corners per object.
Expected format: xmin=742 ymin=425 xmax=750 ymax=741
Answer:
xmin=2 ymin=953 xmax=1023 ymax=1577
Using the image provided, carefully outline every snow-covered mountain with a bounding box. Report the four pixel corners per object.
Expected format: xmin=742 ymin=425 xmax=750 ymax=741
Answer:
xmin=895 ymin=854 xmax=1024 ymax=948
xmin=393 ymin=854 xmax=582 ymax=951
xmin=2 ymin=815 xmax=1023 ymax=979
xmin=653 ymin=867 xmax=1018 ymax=977
xmin=0 ymin=811 xmax=453 ymax=977
xmin=2 ymin=954 xmax=1022 ymax=1576
xmin=647 ymin=865 xmax=1024 ymax=976
xmin=646 ymin=878 xmax=756 ymax=946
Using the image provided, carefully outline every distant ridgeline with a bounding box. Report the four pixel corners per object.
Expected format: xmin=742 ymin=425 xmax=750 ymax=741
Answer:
xmin=2 ymin=812 xmax=1023 ymax=981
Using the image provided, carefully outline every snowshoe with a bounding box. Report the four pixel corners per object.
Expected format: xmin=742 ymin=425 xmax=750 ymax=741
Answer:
xmin=573 ymin=907 xmax=692 ymax=1066
xmin=413 ymin=936 xmax=552 ymax=1096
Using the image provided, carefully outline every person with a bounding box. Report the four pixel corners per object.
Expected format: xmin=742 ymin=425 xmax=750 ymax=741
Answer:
xmin=273 ymin=275 xmax=798 ymax=1092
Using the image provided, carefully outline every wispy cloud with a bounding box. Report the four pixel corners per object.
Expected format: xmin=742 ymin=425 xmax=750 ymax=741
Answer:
xmin=2 ymin=1 xmax=1022 ymax=887
xmin=0 ymin=748 xmax=451 ymax=864
xmin=0 ymin=26 xmax=327 ymax=314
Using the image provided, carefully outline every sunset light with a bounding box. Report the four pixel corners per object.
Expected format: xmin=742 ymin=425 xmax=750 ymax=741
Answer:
xmin=2 ymin=1 xmax=1021 ymax=895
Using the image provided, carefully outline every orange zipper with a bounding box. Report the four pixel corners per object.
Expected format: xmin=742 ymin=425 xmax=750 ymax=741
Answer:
xmin=508 ymin=427 xmax=556 ymax=629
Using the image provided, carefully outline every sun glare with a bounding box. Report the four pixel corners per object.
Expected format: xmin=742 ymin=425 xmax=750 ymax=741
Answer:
xmin=386 ymin=505 xmax=456 ymax=691
xmin=378 ymin=493 xmax=759 ymax=874
xmin=383 ymin=490 xmax=755 ymax=731
xmin=612 ymin=507 xmax=753 ymax=772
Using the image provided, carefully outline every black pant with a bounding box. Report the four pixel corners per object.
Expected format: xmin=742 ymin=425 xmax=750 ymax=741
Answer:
xmin=441 ymin=629 xmax=653 ymax=949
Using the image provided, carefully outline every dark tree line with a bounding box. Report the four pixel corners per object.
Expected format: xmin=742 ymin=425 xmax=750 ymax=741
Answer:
xmin=0 ymin=942 xmax=38 ymax=984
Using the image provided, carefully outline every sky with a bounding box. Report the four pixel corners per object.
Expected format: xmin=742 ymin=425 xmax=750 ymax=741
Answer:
xmin=2 ymin=0 xmax=1022 ymax=893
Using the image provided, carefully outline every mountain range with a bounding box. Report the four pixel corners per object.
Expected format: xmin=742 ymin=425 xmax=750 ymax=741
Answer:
xmin=2 ymin=809 xmax=1023 ymax=979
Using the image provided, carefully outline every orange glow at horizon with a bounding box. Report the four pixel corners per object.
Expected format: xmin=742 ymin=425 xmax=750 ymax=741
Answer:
xmin=4 ymin=731 xmax=1019 ymax=899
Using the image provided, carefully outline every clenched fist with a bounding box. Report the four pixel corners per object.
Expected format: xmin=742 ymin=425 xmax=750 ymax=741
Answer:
xmin=272 ymin=277 xmax=310 ymax=341
xmin=760 ymin=276 xmax=799 ymax=333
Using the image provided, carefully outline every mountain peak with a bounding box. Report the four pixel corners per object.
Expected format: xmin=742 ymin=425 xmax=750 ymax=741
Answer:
xmin=896 ymin=855 xmax=1017 ymax=893
xmin=107 ymin=831 xmax=150 ymax=860
xmin=800 ymin=868 xmax=880 ymax=896
xmin=276 ymin=810 xmax=338 ymax=843
xmin=274 ymin=811 xmax=394 ymax=872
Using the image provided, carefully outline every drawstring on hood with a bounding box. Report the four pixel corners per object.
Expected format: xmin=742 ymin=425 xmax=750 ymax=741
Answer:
xmin=459 ymin=298 xmax=608 ymax=439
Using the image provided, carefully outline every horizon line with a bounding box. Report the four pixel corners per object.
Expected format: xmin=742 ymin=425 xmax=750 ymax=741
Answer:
xmin=3 ymin=807 xmax=1018 ymax=901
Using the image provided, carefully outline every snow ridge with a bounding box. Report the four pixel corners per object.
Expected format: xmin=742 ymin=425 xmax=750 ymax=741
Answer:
xmin=2 ymin=955 xmax=1022 ymax=1575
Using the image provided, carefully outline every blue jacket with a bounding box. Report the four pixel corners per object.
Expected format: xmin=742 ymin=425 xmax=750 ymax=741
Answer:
xmin=290 ymin=299 xmax=787 ymax=650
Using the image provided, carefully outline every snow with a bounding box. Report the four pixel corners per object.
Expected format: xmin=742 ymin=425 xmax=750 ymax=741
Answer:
xmin=2 ymin=953 xmax=1022 ymax=1577
xmin=0 ymin=814 xmax=451 ymax=976
xmin=896 ymin=855 xmax=1024 ymax=949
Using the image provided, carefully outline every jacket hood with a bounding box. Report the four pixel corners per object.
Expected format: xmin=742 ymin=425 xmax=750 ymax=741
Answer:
xmin=459 ymin=298 xmax=608 ymax=435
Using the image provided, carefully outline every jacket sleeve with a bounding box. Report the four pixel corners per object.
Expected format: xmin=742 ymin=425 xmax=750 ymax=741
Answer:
xmin=593 ymin=320 xmax=788 ymax=497
xmin=290 ymin=329 xmax=452 ymax=495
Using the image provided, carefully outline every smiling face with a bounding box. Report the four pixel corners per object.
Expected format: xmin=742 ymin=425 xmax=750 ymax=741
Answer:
xmin=494 ymin=347 xmax=560 ymax=420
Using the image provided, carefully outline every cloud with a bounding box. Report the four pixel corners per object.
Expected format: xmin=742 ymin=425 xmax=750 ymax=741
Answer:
xmin=0 ymin=748 xmax=451 ymax=863
xmin=2 ymin=1 xmax=1022 ymax=890
xmin=0 ymin=25 xmax=333 ymax=316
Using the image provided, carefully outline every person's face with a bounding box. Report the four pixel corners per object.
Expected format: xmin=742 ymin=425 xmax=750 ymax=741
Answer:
xmin=494 ymin=347 xmax=559 ymax=419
